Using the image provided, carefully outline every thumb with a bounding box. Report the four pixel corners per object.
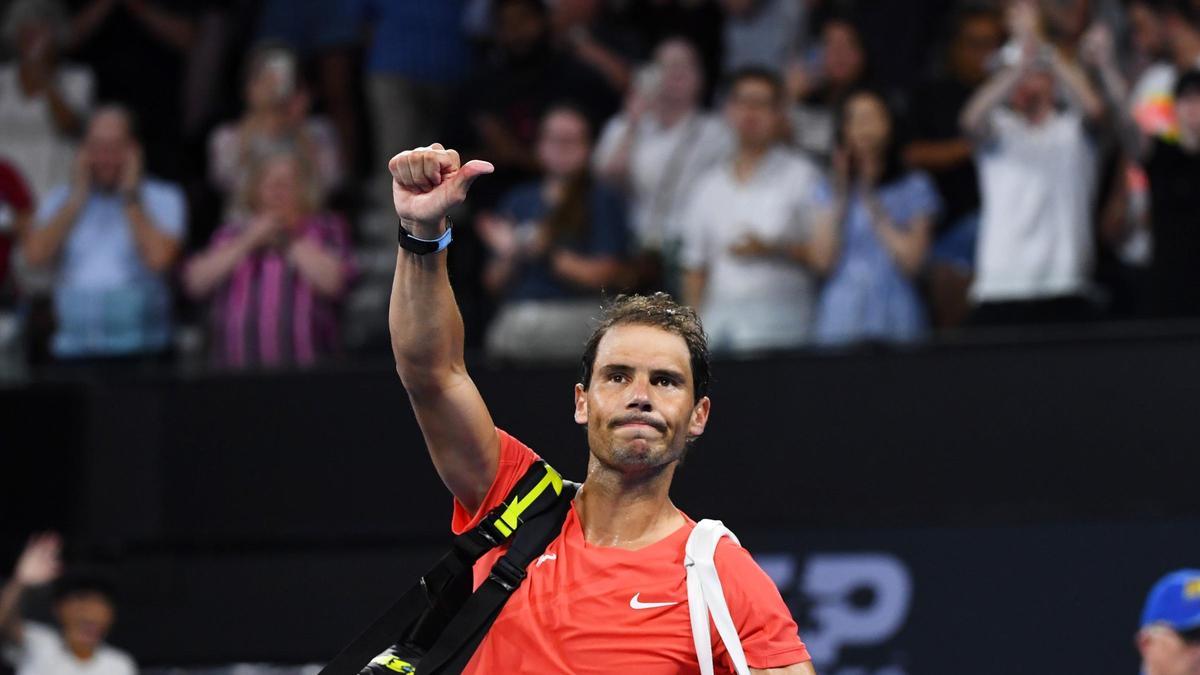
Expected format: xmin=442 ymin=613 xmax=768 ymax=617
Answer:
xmin=452 ymin=159 xmax=495 ymax=193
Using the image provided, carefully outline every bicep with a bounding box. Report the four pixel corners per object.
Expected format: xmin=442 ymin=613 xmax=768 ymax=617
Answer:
xmin=405 ymin=369 xmax=500 ymax=514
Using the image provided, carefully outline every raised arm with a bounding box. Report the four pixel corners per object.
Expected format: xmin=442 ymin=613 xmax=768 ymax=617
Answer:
xmin=0 ymin=533 xmax=62 ymax=647
xmin=960 ymin=64 xmax=1026 ymax=139
xmin=388 ymin=144 xmax=499 ymax=513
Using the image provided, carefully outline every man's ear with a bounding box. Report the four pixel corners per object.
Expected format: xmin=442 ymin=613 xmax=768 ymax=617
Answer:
xmin=688 ymin=395 xmax=711 ymax=439
xmin=574 ymin=383 xmax=588 ymax=426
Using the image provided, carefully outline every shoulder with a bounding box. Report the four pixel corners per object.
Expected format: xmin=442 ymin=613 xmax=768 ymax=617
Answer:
xmin=20 ymin=621 xmax=62 ymax=652
xmin=143 ymin=177 xmax=185 ymax=201
xmin=774 ymin=149 xmax=822 ymax=187
xmin=97 ymin=644 xmax=137 ymax=675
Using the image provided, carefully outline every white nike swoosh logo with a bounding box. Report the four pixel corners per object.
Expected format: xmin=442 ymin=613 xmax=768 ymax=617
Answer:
xmin=536 ymin=554 xmax=557 ymax=567
xmin=629 ymin=593 xmax=680 ymax=610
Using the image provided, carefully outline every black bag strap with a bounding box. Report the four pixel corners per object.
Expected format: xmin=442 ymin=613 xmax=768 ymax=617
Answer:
xmin=318 ymin=460 xmax=570 ymax=675
xmin=417 ymin=479 xmax=579 ymax=674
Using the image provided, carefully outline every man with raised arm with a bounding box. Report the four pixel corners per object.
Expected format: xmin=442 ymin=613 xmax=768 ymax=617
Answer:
xmin=387 ymin=143 xmax=815 ymax=674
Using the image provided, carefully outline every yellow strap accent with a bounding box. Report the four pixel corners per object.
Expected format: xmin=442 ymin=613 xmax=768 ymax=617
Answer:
xmin=492 ymin=463 xmax=564 ymax=538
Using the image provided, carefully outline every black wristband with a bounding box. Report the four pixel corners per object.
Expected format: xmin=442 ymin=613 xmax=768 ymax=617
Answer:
xmin=398 ymin=217 xmax=453 ymax=255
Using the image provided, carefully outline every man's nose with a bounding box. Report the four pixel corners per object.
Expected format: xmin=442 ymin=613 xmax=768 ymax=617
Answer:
xmin=626 ymin=377 xmax=653 ymax=411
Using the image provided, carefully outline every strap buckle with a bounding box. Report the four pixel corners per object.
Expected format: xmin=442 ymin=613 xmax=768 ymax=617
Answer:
xmin=487 ymin=556 xmax=527 ymax=592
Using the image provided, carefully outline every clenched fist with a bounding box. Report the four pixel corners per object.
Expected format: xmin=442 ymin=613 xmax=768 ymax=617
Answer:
xmin=389 ymin=144 xmax=494 ymax=238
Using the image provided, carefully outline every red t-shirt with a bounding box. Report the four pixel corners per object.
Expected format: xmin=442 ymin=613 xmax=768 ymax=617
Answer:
xmin=0 ymin=160 xmax=33 ymax=286
xmin=451 ymin=429 xmax=811 ymax=673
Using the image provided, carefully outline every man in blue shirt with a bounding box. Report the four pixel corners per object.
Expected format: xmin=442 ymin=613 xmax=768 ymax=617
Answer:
xmin=21 ymin=105 xmax=186 ymax=359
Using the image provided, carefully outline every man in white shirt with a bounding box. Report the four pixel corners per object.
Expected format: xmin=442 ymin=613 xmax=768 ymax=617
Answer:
xmin=1 ymin=533 xmax=136 ymax=675
xmin=960 ymin=0 xmax=1106 ymax=324
xmin=680 ymin=67 xmax=823 ymax=354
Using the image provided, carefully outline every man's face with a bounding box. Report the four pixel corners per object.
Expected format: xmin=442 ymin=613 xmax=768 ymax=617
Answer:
xmin=1176 ymin=90 xmax=1200 ymax=138
xmin=497 ymin=2 xmax=547 ymax=58
xmin=575 ymin=324 xmax=710 ymax=477
xmin=1139 ymin=626 xmax=1200 ymax=675
xmin=952 ymin=16 xmax=1003 ymax=84
xmin=726 ymin=78 xmax=782 ymax=149
xmin=82 ymin=112 xmax=134 ymax=189
xmin=1010 ymin=68 xmax=1055 ymax=119
xmin=55 ymin=593 xmax=115 ymax=654
xmin=657 ymin=40 xmax=702 ymax=108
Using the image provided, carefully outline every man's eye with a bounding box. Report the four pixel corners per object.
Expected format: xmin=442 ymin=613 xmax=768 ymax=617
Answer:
xmin=654 ymin=377 xmax=675 ymax=387
xmin=610 ymin=373 xmax=626 ymax=383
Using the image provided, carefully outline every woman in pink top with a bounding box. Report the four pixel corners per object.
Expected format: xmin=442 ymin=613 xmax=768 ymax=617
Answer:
xmin=185 ymin=151 xmax=356 ymax=369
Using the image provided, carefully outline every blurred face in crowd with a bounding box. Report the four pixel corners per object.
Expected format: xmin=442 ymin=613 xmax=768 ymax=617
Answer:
xmin=82 ymin=110 xmax=136 ymax=190
xmin=823 ymin=20 xmax=866 ymax=87
xmin=1138 ymin=625 xmax=1200 ymax=675
xmin=254 ymin=155 xmax=307 ymax=217
xmin=1129 ymin=1 xmax=1168 ymax=60
xmin=575 ymin=324 xmax=709 ymax=479
xmin=1010 ymin=67 xmax=1055 ymax=121
xmin=497 ymin=0 xmax=548 ymax=58
xmin=842 ymin=91 xmax=892 ymax=159
xmin=1177 ymin=89 xmax=1200 ymax=140
xmin=245 ymin=50 xmax=295 ymax=112
xmin=55 ymin=592 xmax=114 ymax=657
xmin=537 ymin=108 xmax=592 ymax=179
xmin=726 ymin=77 xmax=783 ymax=150
xmin=951 ymin=14 xmax=1004 ymax=84
xmin=656 ymin=39 xmax=703 ymax=109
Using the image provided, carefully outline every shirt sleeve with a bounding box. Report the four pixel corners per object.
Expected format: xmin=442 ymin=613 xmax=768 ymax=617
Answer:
xmin=450 ymin=429 xmax=541 ymax=534
xmin=143 ymin=182 xmax=187 ymax=241
xmin=712 ymin=540 xmax=811 ymax=670
xmin=678 ymin=174 xmax=715 ymax=270
xmin=33 ymin=185 xmax=71 ymax=227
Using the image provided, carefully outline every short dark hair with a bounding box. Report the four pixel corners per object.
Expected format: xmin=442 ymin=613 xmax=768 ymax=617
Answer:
xmin=579 ymin=293 xmax=711 ymax=401
xmin=725 ymin=66 xmax=785 ymax=105
xmin=53 ymin=572 xmax=116 ymax=606
xmin=1175 ymin=69 xmax=1200 ymax=98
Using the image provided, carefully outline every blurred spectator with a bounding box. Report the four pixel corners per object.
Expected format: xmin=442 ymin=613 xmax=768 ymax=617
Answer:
xmin=478 ymin=105 xmax=630 ymax=362
xmin=1125 ymin=70 xmax=1200 ymax=316
xmin=904 ymin=5 xmax=1004 ymax=328
xmin=787 ymin=16 xmax=869 ymax=164
xmin=1126 ymin=1 xmax=1200 ymax=137
xmin=1136 ymin=569 xmax=1200 ymax=675
xmin=457 ymin=0 xmax=622 ymax=206
xmin=609 ymin=0 xmax=725 ymax=102
xmin=809 ymin=90 xmax=941 ymax=345
xmin=961 ymin=0 xmax=1106 ymax=325
xmin=65 ymin=0 xmax=198 ymax=181
xmin=356 ymin=1 xmax=469 ymax=180
xmin=255 ymin=0 xmax=359 ymax=176
xmin=184 ymin=151 xmax=355 ymax=370
xmin=680 ymin=68 xmax=822 ymax=354
xmin=0 ymin=533 xmax=135 ymax=675
xmin=549 ymin=0 xmax=642 ymax=95
xmin=0 ymin=0 xmax=93 ymax=199
xmin=593 ymin=37 xmax=732 ymax=282
xmin=19 ymin=106 xmax=186 ymax=360
xmin=208 ymin=44 xmax=342 ymax=212
xmin=720 ymin=0 xmax=805 ymax=76
xmin=0 ymin=161 xmax=35 ymax=303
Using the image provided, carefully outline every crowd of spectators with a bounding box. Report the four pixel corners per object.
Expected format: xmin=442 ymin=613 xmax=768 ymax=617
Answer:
xmin=3 ymin=0 xmax=1200 ymax=371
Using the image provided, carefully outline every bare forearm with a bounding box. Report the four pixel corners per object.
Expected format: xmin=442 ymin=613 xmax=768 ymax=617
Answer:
xmin=184 ymin=234 xmax=256 ymax=298
xmin=126 ymin=203 xmax=180 ymax=272
xmin=1052 ymin=54 xmax=1105 ymax=121
xmin=389 ymin=218 xmax=466 ymax=387
xmin=129 ymin=2 xmax=197 ymax=51
xmin=44 ymin=86 xmax=83 ymax=136
xmin=871 ymin=209 xmax=931 ymax=276
xmin=288 ymin=240 xmax=348 ymax=298
xmin=0 ymin=579 xmax=25 ymax=644
xmin=22 ymin=194 xmax=85 ymax=266
xmin=961 ymin=67 xmax=1024 ymax=136
xmin=552 ymin=253 xmax=622 ymax=289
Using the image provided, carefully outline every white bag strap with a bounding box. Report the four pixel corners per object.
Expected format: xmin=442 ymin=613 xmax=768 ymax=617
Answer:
xmin=685 ymin=519 xmax=750 ymax=675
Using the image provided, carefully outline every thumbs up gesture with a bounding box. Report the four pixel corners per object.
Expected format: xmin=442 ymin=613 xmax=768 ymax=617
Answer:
xmin=389 ymin=143 xmax=494 ymax=237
